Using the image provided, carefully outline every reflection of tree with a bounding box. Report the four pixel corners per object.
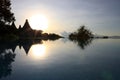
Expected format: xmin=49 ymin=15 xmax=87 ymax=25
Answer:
xmin=0 ymin=40 xmax=16 ymax=79
xmin=69 ymin=25 xmax=93 ymax=49
xmin=0 ymin=49 xmax=16 ymax=79
xmin=69 ymin=38 xmax=92 ymax=49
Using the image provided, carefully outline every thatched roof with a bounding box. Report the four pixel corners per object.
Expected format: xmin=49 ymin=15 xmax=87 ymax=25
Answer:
xmin=22 ymin=19 xmax=32 ymax=31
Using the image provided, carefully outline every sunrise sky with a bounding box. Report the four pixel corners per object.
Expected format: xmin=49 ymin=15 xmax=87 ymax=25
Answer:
xmin=11 ymin=0 xmax=120 ymax=36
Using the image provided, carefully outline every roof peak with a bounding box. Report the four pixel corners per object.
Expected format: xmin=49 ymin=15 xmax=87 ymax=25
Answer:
xmin=11 ymin=21 xmax=17 ymax=29
xmin=22 ymin=19 xmax=32 ymax=30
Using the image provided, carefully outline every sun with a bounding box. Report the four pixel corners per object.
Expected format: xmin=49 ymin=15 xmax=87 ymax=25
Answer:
xmin=29 ymin=14 xmax=48 ymax=30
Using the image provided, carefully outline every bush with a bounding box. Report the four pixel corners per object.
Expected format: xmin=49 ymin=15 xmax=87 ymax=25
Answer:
xmin=69 ymin=25 xmax=93 ymax=40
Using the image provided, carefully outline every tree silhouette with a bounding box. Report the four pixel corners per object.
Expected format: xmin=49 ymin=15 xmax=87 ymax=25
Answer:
xmin=0 ymin=0 xmax=15 ymax=25
xmin=69 ymin=25 xmax=93 ymax=39
xmin=0 ymin=0 xmax=15 ymax=38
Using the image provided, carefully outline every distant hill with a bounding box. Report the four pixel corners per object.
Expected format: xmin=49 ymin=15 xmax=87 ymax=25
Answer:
xmin=93 ymin=35 xmax=120 ymax=39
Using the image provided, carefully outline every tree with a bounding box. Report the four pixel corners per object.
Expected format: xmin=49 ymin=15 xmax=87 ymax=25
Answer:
xmin=69 ymin=25 xmax=93 ymax=39
xmin=0 ymin=0 xmax=16 ymax=38
xmin=0 ymin=0 xmax=15 ymax=25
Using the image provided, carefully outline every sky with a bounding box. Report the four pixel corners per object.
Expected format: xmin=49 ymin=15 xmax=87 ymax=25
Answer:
xmin=11 ymin=0 xmax=120 ymax=36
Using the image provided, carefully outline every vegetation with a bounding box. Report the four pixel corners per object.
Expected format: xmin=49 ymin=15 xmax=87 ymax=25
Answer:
xmin=0 ymin=0 xmax=15 ymax=24
xmin=0 ymin=0 xmax=16 ymax=40
xmin=69 ymin=25 xmax=93 ymax=49
xmin=69 ymin=25 xmax=93 ymax=40
xmin=0 ymin=2 xmax=16 ymax=78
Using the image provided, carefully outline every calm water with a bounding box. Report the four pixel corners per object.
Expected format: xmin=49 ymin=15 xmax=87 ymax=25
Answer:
xmin=0 ymin=38 xmax=120 ymax=80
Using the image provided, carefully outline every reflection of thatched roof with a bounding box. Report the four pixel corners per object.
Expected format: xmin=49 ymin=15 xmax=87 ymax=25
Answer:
xmin=22 ymin=19 xmax=32 ymax=31
xmin=11 ymin=46 xmax=16 ymax=53
xmin=18 ymin=39 xmax=33 ymax=55
xmin=22 ymin=44 xmax=32 ymax=55
xmin=0 ymin=39 xmax=43 ymax=55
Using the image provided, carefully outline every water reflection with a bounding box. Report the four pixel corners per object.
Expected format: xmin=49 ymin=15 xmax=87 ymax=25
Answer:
xmin=69 ymin=38 xmax=93 ymax=49
xmin=28 ymin=44 xmax=46 ymax=60
xmin=0 ymin=39 xmax=120 ymax=80
xmin=0 ymin=42 xmax=16 ymax=79
xmin=0 ymin=39 xmax=44 ymax=79
xmin=18 ymin=39 xmax=43 ymax=55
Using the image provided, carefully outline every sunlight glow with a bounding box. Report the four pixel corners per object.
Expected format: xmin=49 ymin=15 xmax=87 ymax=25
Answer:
xmin=29 ymin=14 xmax=48 ymax=30
xmin=29 ymin=44 xmax=46 ymax=60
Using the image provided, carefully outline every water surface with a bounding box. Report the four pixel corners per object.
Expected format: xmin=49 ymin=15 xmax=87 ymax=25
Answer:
xmin=0 ymin=39 xmax=120 ymax=80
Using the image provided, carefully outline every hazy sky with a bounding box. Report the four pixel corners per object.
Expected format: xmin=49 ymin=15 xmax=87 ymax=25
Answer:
xmin=11 ymin=0 xmax=120 ymax=35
